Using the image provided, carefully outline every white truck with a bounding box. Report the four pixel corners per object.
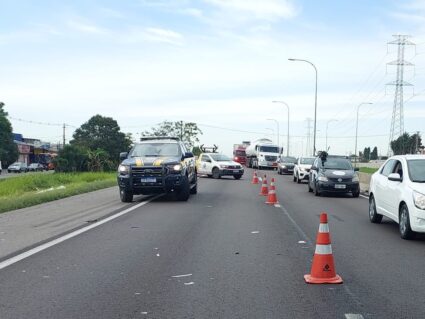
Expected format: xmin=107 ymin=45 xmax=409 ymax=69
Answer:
xmin=246 ymin=138 xmax=281 ymax=170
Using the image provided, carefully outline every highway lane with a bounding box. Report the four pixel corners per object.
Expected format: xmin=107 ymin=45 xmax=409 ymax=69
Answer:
xmin=0 ymin=170 xmax=424 ymax=318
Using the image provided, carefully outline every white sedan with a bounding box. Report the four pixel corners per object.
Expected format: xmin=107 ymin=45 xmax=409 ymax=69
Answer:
xmin=197 ymin=153 xmax=244 ymax=179
xmin=369 ymin=155 xmax=425 ymax=239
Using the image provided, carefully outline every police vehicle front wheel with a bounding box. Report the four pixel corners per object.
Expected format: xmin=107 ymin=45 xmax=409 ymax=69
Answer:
xmin=233 ymin=175 xmax=242 ymax=180
xmin=212 ymin=168 xmax=220 ymax=179
xmin=177 ymin=176 xmax=190 ymax=201
xmin=120 ymin=188 xmax=133 ymax=203
xmin=190 ymin=174 xmax=198 ymax=194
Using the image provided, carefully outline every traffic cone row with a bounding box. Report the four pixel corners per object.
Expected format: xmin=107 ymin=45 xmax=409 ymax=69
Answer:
xmin=250 ymin=170 xmax=342 ymax=285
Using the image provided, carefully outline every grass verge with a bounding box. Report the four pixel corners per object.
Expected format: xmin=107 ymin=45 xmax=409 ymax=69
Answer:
xmin=359 ymin=167 xmax=379 ymax=174
xmin=0 ymin=172 xmax=116 ymax=214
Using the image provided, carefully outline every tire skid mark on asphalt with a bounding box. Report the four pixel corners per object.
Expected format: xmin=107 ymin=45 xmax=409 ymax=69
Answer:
xmin=0 ymin=194 xmax=162 ymax=271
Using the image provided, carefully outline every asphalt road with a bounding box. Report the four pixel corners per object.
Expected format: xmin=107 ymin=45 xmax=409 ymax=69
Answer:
xmin=1 ymin=169 xmax=425 ymax=318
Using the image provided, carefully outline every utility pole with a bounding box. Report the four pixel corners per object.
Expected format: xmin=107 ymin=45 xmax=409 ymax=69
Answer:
xmin=63 ymin=123 xmax=66 ymax=149
xmin=387 ymin=35 xmax=415 ymax=156
xmin=306 ymin=118 xmax=313 ymax=156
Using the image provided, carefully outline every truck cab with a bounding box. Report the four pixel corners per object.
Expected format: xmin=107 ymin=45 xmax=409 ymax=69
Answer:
xmin=233 ymin=148 xmax=246 ymax=165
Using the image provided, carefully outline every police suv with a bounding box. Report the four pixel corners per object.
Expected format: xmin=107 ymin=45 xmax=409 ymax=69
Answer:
xmin=117 ymin=137 xmax=197 ymax=202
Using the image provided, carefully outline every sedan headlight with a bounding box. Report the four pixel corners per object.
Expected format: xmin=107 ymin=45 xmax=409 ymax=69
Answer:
xmin=220 ymin=165 xmax=229 ymax=169
xmin=413 ymin=191 xmax=425 ymax=210
xmin=352 ymin=174 xmax=359 ymax=182
xmin=118 ymin=164 xmax=129 ymax=174
xmin=318 ymin=175 xmax=328 ymax=182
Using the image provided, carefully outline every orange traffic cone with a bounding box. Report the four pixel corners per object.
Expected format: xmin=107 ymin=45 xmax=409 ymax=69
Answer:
xmin=265 ymin=178 xmax=279 ymax=205
xmin=259 ymin=175 xmax=268 ymax=196
xmin=251 ymin=170 xmax=259 ymax=184
xmin=304 ymin=212 xmax=343 ymax=284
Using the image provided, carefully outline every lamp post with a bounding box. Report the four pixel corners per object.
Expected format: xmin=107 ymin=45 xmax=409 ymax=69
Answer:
xmin=325 ymin=119 xmax=338 ymax=151
xmin=355 ymin=102 xmax=373 ymax=166
xmin=272 ymin=100 xmax=290 ymax=156
xmin=266 ymin=118 xmax=279 ymax=150
xmin=288 ymin=58 xmax=318 ymax=156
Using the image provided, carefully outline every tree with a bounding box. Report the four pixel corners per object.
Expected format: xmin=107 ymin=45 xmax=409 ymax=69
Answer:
xmin=192 ymin=146 xmax=202 ymax=157
xmin=363 ymin=147 xmax=370 ymax=161
xmin=54 ymin=144 xmax=88 ymax=172
xmin=142 ymin=121 xmax=203 ymax=148
xmin=0 ymin=102 xmax=19 ymax=167
xmin=390 ymin=133 xmax=422 ymax=155
xmin=71 ymin=115 xmax=132 ymax=164
xmin=370 ymin=146 xmax=378 ymax=160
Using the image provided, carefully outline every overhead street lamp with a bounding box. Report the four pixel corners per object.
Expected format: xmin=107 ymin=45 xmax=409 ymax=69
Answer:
xmin=354 ymin=102 xmax=373 ymax=166
xmin=272 ymin=100 xmax=290 ymax=156
xmin=325 ymin=119 xmax=338 ymax=151
xmin=288 ymin=58 xmax=318 ymax=156
xmin=266 ymin=118 xmax=279 ymax=150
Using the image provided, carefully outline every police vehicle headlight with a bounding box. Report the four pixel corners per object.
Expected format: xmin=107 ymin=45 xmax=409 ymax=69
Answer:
xmin=318 ymin=175 xmax=328 ymax=182
xmin=413 ymin=191 xmax=425 ymax=210
xmin=220 ymin=165 xmax=229 ymax=168
xmin=168 ymin=164 xmax=182 ymax=172
xmin=118 ymin=164 xmax=129 ymax=174
xmin=352 ymin=174 xmax=359 ymax=182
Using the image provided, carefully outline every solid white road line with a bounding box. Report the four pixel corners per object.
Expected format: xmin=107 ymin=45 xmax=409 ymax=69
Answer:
xmin=360 ymin=194 xmax=369 ymax=199
xmin=345 ymin=314 xmax=364 ymax=319
xmin=0 ymin=195 xmax=161 ymax=271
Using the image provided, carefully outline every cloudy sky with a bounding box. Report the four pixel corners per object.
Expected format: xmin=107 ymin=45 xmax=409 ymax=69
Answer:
xmin=1 ymin=0 xmax=424 ymax=156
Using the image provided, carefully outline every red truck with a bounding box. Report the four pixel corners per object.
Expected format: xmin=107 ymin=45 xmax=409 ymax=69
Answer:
xmin=233 ymin=143 xmax=249 ymax=166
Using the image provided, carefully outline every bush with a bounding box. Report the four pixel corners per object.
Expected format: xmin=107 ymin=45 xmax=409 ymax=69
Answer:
xmin=54 ymin=145 xmax=88 ymax=172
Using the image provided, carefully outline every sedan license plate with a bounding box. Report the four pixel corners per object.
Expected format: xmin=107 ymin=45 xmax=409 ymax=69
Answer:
xmin=335 ymin=184 xmax=346 ymax=189
xmin=141 ymin=177 xmax=156 ymax=183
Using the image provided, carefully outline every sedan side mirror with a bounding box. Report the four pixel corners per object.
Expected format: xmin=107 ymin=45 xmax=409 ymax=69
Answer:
xmin=119 ymin=152 xmax=128 ymax=160
xmin=388 ymin=173 xmax=402 ymax=182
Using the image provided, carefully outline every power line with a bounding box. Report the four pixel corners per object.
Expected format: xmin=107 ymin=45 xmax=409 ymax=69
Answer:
xmin=7 ymin=116 xmax=77 ymax=128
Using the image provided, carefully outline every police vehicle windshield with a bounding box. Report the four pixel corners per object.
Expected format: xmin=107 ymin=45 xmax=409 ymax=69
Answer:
xmin=130 ymin=143 xmax=181 ymax=157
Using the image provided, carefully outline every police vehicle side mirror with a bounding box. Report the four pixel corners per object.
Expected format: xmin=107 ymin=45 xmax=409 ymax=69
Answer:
xmin=183 ymin=152 xmax=194 ymax=159
xmin=354 ymin=167 xmax=359 ymax=172
xmin=120 ymin=152 xmax=128 ymax=160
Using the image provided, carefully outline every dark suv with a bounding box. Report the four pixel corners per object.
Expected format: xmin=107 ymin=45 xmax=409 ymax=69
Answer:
xmin=308 ymin=153 xmax=360 ymax=197
xmin=117 ymin=137 xmax=197 ymax=202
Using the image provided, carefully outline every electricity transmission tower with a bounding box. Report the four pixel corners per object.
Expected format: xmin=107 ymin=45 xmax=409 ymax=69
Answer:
xmin=386 ymin=34 xmax=415 ymax=155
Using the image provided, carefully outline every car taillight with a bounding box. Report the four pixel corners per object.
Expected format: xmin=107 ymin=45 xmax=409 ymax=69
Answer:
xmin=234 ymin=157 xmax=238 ymax=160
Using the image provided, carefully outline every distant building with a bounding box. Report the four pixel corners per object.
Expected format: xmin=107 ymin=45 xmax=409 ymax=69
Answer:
xmin=13 ymin=133 xmax=58 ymax=165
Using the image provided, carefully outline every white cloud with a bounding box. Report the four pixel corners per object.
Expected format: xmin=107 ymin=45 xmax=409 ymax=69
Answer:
xmin=122 ymin=27 xmax=184 ymax=45
xmin=67 ymin=19 xmax=107 ymax=34
xmin=180 ymin=7 xmax=204 ymax=18
xmin=203 ymin=0 xmax=297 ymax=21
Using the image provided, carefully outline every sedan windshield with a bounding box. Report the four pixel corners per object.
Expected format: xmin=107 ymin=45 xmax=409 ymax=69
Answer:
xmin=129 ymin=143 xmax=180 ymax=157
xmin=281 ymin=157 xmax=297 ymax=163
xmin=320 ymin=158 xmax=353 ymax=170
xmin=210 ymin=154 xmax=231 ymax=162
xmin=407 ymin=160 xmax=425 ymax=182
xmin=300 ymin=158 xmax=315 ymax=165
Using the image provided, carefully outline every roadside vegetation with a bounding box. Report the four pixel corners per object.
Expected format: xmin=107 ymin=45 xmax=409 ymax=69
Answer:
xmin=0 ymin=172 xmax=116 ymax=213
xmin=359 ymin=167 xmax=379 ymax=174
